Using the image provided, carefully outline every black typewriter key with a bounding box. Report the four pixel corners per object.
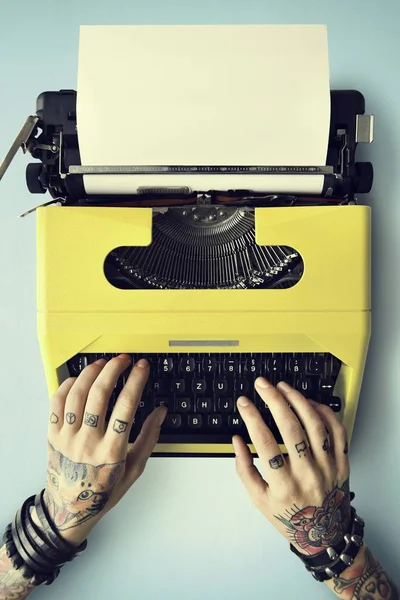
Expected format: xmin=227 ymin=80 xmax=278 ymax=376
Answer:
xmin=159 ymin=357 xmax=174 ymax=373
xmin=176 ymin=397 xmax=191 ymax=413
xmin=307 ymin=355 xmax=325 ymax=375
xmin=188 ymin=414 xmax=202 ymax=429
xmin=192 ymin=378 xmax=207 ymax=394
xmin=318 ymin=378 xmax=335 ymax=394
xmin=218 ymin=398 xmax=233 ymax=413
xmin=296 ymin=376 xmax=313 ymax=395
xmin=214 ymin=378 xmax=228 ymax=394
xmin=326 ymin=396 xmax=342 ymax=413
xmin=180 ymin=357 xmax=196 ymax=374
xmin=202 ymin=356 xmax=217 ymax=374
xmin=224 ymin=357 xmax=239 ymax=374
xmin=287 ymin=356 xmax=305 ymax=374
xmin=267 ymin=356 xmax=283 ymax=373
xmin=245 ymin=356 xmax=261 ymax=374
xmin=234 ymin=378 xmax=249 ymax=394
xmin=228 ymin=415 xmax=243 ymax=430
xmin=153 ymin=397 xmax=170 ymax=408
xmin=208 ymin=414 xmax=223 ymax=429
xmin=151 ymin=378 xmax=168 ymax=395
xmin=171 ymin=379 xmax=185 ymax=394
xmin=165 ymin=414 xmax=182 ymax=429
xmin=196 ymin=398 xmax=212 ymax=413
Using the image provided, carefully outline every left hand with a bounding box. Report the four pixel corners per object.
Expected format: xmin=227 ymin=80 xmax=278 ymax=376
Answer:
xmin=42 ymin=354 xmax=166 ymax=546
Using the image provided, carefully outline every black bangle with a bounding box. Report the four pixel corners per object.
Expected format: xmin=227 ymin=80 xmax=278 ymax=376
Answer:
xmin=21 ymin=497 xmax=69 ymax=567
xmin=34 ymin=491 xmax=87 ymax=556
xmin=291 ymin=506 xmax=365 ymax=582
xmin=2 ymin=493 xmax=88 ymax=588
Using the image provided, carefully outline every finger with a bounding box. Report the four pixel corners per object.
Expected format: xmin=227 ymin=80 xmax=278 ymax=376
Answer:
xmin=105 ymin=358 xmax=150 ymax=456
xmin=236 ymin=396 xmax=289 ymax=479
xmin=232 ymin=435 xmax=268 ymax=505
xmin=276 ymin=381 xmax=333 ymax=467
xmin=63 ymin=358 xmax=108 ymax=431
xmin=255 ymin=378 xmax=313 ymax=465
xmin=308 ymin=400 xmax=350 ymax=479
xmin=82 ymin=354 xmax=132 ymax=434
xmin=122 ymin=406 xmax=167 ymax=489
xmin=48 ymin=377 xmax=76 ymax=433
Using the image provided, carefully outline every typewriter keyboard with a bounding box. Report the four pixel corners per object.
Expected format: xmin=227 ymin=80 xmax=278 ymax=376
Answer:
xmin=66 ymin=353 xmax=342 ymax=445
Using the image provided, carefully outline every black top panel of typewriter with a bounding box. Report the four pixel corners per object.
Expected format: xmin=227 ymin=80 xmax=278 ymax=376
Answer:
xmin=24 ymin=89 xmax=373 ymax=203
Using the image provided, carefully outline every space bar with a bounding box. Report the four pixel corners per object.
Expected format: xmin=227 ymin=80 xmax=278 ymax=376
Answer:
xmin=157 ymin=432 xmax=284 ymax=445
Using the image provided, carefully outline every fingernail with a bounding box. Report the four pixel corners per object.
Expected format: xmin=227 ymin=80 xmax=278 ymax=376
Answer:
xmin=157 ymin=406 xmax=168 ymax=425
xmin=136 ymin=359 xmax=148 ymax=369
xmin=237 ymin=396 xmax=250 ymax=407
xmin=255 ymin=377 xmax=271 ymax=389
xmin=277 ymin=381 xmax=291 ymax=392
xmin=94 ymin=358 xmax=107 ymax=365
xmin=118 ymin=353 xmax=131 ymax=361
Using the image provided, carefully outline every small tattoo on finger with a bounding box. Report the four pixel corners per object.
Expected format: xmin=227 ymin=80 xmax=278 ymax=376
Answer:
xmin=322 ymin=438 xmax=330 ymax=454
xmin=49 ymin=413 xmax=59 ymax=424
xmin=295 ymin=440 xmax=307 ymax=457
xmin=66 ymin=412 xmax=76 ymax=425
xmin=344 ymin=442 xmax=349 ymax=454
xmin=269 ymin=455 xmax=284 ymax=469
xmin=84 ymin=412 xmax=99 ymax=428
xmin=113 ymin=419 xmax=128 ymax=434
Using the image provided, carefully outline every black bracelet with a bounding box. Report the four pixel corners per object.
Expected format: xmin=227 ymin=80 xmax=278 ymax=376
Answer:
xmin=2 ymin=493 xmax=88 ymax=587
xmin=21 ymin=497 xmax=70 ymax=567
xmin=34 ymin=490 xmax=87 ymax=556
xmin=291 ymin=506 xmax=365 ymax=582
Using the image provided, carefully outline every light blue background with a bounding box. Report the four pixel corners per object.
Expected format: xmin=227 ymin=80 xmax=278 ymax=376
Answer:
xmin=0 ymin=1 xmax=399 ymax=599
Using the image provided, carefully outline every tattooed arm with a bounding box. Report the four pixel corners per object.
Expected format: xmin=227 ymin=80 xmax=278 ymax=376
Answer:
xmin=232 ymin=379 xmax=398 ymax=600
xmin=0 ymin=546 xmax=34 ymax=600
xmin=1 ymin=355 xmax=166 ymax=596
xmin=325 ymin=545 xmax=398 ymax=600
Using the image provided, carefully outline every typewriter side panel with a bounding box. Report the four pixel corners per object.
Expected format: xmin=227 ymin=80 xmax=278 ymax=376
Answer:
xmin=36 ymin=205 xmax=370 ymax=313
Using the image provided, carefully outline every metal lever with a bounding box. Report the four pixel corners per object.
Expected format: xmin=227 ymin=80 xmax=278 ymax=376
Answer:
xmin=0 ymin=116 xmax=39 ymax=181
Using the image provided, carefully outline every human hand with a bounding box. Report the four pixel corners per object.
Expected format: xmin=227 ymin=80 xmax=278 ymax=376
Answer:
xmin=43 ymin=354 xmax=166 ymax=546
xmin=233 ymin=379 xmax=351 ymax=556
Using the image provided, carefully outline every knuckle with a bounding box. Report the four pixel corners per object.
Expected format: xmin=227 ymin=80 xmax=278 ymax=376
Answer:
xmin=283 ymin=420 xmax=302 ymax=438
xmin=116 ymin=392 xmax=134 ymax=409
xmin=311 ymin=420 xmax=327 ymax=439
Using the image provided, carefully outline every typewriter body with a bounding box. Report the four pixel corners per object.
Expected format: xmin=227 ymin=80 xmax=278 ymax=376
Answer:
xmin=1 ymin=84 xmax=373 ymax=457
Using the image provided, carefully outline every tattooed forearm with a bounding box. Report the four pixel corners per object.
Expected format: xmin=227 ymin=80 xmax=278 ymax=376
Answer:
xmin=45 ymin=442 xmax=124 ymax=531
xmin=328 ymin=545 xmax=399 ymax=599
xmin=0 ymin=545 xmax=34 ymax=600
xmin=274 ymin=479 xmax=351 ymax=555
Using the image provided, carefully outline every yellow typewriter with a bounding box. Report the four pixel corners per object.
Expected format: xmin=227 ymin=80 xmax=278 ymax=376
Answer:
xmin=0 ymin=26 xmax=374 ymax=457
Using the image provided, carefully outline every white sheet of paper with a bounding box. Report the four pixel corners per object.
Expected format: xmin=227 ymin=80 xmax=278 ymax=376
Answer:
xmin=77 ymin=25 xmax=330 ymax=194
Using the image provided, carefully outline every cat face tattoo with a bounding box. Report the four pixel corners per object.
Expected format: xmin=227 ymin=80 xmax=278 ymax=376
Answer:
xmin=45 ymin=442 xmax=124 ymax=530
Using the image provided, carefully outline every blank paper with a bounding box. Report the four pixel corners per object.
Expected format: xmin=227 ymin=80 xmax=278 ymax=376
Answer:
xmin=76 ymin=25 xmax=330 ymax=195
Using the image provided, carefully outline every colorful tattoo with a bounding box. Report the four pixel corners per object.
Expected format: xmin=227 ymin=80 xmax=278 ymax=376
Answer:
xmin=333 ymin=547 xmax=399 ymax=599
xmin=44 ymin=442 xmax=124 ymax=531
xmin=0 ymin=545 xmax=34 ymax=599
xmin=274 ymin=479 xmax=351 ymax=555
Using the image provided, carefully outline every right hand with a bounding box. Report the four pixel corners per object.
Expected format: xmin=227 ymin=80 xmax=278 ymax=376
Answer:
xmin=233 ymin=378 xmax=351 ymax=556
